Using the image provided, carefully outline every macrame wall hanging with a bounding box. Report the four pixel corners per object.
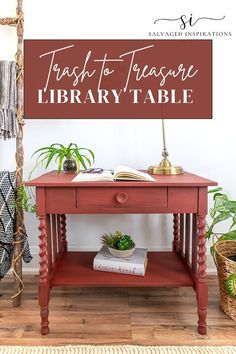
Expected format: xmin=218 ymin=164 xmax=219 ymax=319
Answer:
xmin=0 ymin=0 xmax=26 ymax=306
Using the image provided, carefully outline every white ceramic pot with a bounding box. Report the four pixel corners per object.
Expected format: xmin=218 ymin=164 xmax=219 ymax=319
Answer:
xmin=108 ymin=246 xmax=135 ymax=258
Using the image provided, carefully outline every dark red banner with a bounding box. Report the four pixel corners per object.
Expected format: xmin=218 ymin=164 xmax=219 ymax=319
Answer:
xmin=24 ymin=40 xmax=212 ymax=119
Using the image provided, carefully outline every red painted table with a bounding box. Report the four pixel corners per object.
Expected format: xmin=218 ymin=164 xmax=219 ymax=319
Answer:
xmin=26 ymin=171 xmax=217 ymax=335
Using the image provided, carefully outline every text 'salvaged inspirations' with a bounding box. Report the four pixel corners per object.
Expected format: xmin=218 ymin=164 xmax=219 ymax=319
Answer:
xmin=24 ymin=40 xmax=212 ymax=119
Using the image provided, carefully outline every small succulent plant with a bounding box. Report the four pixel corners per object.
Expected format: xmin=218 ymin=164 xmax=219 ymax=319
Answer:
xmin=101 ymin=231 xmax=135 ymax=251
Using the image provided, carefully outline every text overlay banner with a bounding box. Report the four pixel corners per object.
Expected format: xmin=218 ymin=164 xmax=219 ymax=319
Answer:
xmin=24 ymin=40 xmax=212 ymax=119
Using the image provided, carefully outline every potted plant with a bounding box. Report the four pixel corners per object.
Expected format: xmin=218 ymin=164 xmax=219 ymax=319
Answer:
xmin=30 ymin=142 xmax=95 ymax=175
xmin=101 ymin=231 xmax=135 ymax=258
xmin=207 ymin=187 xmax=236 ymax=319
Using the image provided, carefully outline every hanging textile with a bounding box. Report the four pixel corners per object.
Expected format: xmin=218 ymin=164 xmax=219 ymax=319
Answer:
xmin=0 ymin=61 xmax=17 ymax=140
xmin=0 ymin=171 xmax=32 ymax=278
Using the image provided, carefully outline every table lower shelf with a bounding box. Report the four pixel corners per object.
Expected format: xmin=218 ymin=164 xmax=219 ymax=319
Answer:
xmin=50 ymin=251 xmax=194 ymax=287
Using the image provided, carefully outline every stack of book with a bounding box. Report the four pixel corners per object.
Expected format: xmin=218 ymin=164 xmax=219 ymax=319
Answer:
xmin=93 ymin=245 xmax=148 ymax=276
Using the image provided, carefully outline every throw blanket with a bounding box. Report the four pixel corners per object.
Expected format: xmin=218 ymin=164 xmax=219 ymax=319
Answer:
xmin=0 ymin=61 xmax=17 ymax=140
xmin=0 ymin=171 xmax=32 ymax=278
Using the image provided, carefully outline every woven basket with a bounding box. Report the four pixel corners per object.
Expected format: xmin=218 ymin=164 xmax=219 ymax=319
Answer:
xmin=215 ymin=240 xmax=236 ymax=321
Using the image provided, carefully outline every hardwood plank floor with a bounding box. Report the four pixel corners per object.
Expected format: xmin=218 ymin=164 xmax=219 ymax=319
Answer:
xmin=0 ymin=275 xmax=236 ymax=345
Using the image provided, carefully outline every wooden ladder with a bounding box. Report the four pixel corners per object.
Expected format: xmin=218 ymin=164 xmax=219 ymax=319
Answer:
xmin=0 ymin=0 xmax=25 ymax=307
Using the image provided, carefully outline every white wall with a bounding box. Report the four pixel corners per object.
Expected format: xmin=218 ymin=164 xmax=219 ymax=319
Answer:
xmin=1 ymin=0 xmax=236 ymax=272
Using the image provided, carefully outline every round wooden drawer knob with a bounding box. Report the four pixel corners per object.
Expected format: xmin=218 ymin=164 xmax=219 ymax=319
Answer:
xmin=115 ymin=192 xmax=129 ymax=204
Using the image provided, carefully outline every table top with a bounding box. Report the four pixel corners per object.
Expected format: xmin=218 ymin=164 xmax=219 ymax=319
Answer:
xmin=25 ymin=171 xmax=217 ymax=188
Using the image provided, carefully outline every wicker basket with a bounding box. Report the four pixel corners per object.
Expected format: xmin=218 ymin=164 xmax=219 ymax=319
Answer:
xmin=215 ymin=240 xmax=236 ymax=321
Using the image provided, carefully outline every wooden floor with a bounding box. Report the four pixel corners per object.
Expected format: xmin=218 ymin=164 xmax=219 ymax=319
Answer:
xmin=0 ymin=275 xmax=236 ymax=346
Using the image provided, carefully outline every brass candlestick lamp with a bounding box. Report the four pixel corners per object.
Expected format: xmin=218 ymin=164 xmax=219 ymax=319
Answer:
xmin=148 ymin=120 xmax=184 ymax=175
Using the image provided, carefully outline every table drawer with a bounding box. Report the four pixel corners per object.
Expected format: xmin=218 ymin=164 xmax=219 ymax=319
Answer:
xmin=46 ymin=187 xmax=76 ymax=213
xmin=76 ymin=187 xmax=167 ymax=213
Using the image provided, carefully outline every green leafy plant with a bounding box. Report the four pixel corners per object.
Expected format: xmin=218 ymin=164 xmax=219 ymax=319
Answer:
xmin=15 ymin=185 xmax=36 ymax=213
xmin=101 ymin=231 xmax=135 ymax=251
xmin=226 ymin=272 xmax=236 ymax=299
xmin=30 ymin=142 xmax=95 ymax=176
xmin=207 ymin=187 xmax=236 ymax=299
xmin=207 ymin=187 xmax=236 ymax=248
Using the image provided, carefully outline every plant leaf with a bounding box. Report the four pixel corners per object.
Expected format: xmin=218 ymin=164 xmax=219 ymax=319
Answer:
xmin=214 ymin=193 xmax=228 ymax=207
xmin=66 ymin=143 xmax=73 ymax=158
xmin=225 ymin=201 xmax=236 ymax=213
xmin=226 ymin=274 xmax=236 ymax=299
xmin=206 ymin=229 xmax=212 ymax=240
xmin=210 ymin=205 xmax=229 ymax=220
xmin=207 ymin=212 xmax=232 ymax=238
xmin=79 ymin=154 xmax=92 ymax=167
xmin=28 ymin=155 xmax=49 ymax=180
xmin=210 ymin=211 xmax=232 ymax=227
xmin=72 ymin=148 xmax=92 ymax=168
xmin=208 ymin=187 xmax=223 ymax=194
xmin=77 ymin=155 xmax=87 ymax=170
xmin=72 ymin=150 xmax=87 ymax=169
xmin=230 ymin=215 xmax=236 ymax=231
xmin=78 ymin=148 xmax=95 ymax=163
xmin=210 ymin=207 xmax=216 ymax=219
xmin=217 ymin=230 xmax=236 ymax=241
xmin=57 ymin=154 xmax=64 ymax=173
xmin=31 ymin=146 xmax=52 ymax=157
xmin=51 ymin=143 xmax=66 ymax=150
xmin=34 ymin=147 xmax=58 ymax=164
xmin=45 ymin=150 xmax=58 ymax=169
xmin=210 ymin=245 xmax=215 ymax=257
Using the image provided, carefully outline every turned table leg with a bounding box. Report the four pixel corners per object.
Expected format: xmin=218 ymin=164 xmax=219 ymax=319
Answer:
xmin=60 ymin=214 xmax=67 ymax=252
xmin=38 ymin=215 xmax=50 ymax=335
xmin=196 ymin=214 xmax=208 ymax=335
xmin=173 ymin=213 xmax=179 ymax=252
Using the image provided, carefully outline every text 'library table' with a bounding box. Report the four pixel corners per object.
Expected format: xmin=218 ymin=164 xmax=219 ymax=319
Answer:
xmin=26 ymin=171 xmax=217 ymax=335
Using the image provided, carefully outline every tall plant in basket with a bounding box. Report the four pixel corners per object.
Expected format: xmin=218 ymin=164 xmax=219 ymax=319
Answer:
xmin=207 ymin=187 xmax=236 ymax=320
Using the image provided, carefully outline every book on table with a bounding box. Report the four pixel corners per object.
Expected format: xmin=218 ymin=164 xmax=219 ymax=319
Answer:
xmin=72 ymin=165 xmax=155 ymax=182
xmin=93 ymin=245 xmax=148 ymax=276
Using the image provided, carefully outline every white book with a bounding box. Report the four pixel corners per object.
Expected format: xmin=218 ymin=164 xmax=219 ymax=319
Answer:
xmin=72 ymin=165 xmax=155 ymax=182
xmin=93 ymin=245 xmax=148 ymax=276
